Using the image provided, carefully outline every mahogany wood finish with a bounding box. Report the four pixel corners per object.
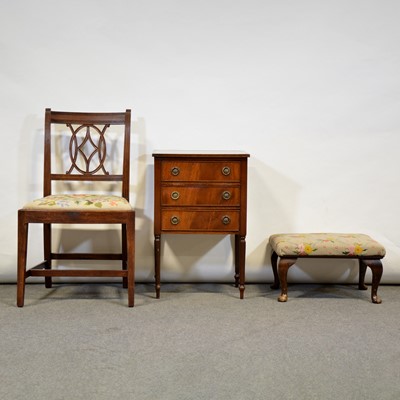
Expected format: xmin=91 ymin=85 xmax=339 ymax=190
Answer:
xmin=17 ymin=109 xmax=135 ymax=307
xmin=270 ymin=252 xmax=383 ymax=303
xmin=153 ymin=151 xmax=249 ymax=299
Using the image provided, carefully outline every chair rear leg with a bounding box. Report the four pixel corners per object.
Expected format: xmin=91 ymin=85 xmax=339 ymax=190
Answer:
xmin=44 ymin=223 xmax=52 ymax=288
xmin=126 ymin=217 xmax=135 ymax=307
xmin=17 ymin=214 xmax=28 ymax=307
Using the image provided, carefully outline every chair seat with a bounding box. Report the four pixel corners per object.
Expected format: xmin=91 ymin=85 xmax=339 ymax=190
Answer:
xmin=269 ymin=233 xmax=386 ymax=258
xmin=23 ymin=194 xmax=132 ymax=211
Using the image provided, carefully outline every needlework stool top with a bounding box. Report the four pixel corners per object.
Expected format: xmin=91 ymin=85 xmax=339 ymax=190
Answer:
xmin=269 ymin=233 xmax=385 ymax=258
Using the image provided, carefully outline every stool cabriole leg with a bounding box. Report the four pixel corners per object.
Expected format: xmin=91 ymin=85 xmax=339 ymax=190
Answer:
xmin=362 ymin=259 xmax=383 ymax=304
xmin=270 ymin=251 xmax=280 ymax=289
xmin=277 ymin=258 xmax=297 ymax=302
xmin=358 ymin=259 xmax=368 ymax=290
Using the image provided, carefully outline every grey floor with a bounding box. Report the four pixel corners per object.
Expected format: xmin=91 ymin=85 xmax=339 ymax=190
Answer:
xmin=1 ymin=282 xmax=400 ymax=400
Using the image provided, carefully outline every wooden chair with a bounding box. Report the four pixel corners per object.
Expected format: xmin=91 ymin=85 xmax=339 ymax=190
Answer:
xmin=17 ymin=109 xmax=135 ymax=307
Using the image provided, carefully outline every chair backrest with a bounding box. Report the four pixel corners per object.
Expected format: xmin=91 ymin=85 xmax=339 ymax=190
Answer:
xmin=44 ymin=109 xmax=131 ymax=200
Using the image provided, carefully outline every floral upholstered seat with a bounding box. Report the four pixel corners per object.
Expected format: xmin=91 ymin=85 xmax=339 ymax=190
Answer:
xmin=23 ymin=194 xmax=132 ymax=211
xmin=269 ymin=233 xmax=386 ymax=258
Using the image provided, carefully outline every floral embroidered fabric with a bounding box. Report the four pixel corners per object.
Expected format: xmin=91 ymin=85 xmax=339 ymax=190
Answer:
xmin=269 ymin=233 xmax=385 ymax=257
xmin=23 ymin=194 xmax=132 ymax=211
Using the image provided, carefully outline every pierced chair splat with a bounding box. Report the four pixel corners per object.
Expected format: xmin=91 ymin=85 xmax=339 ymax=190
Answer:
xmin=17 ymin=109 xmax=135 ymax=307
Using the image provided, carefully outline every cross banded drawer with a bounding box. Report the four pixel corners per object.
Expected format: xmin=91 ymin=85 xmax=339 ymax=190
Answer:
xmin=161 ymin=210 xmax=240 ymax=232
xmin=161 ymin=186 xmax=240 ymax=206
xmin=161 ymin=161 xmax=240 ymax=182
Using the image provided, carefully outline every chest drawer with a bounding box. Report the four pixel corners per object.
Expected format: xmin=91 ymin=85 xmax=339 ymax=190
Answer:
xmin=161 ymin=186 xmax=240 ymax=206
xmin=161 ymin=210 xmax=240 ymax=232
xmin=161 ymin=161 xmax=240 ymax=182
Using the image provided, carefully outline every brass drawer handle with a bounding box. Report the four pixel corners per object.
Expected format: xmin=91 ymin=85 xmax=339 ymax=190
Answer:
xmin=171 ymin=167 xmax=180 ymax=176
xmin=171 ymin=191 xmax=180 ymax=200
xmin=221 ymin=215 xmax=231 ymax=225
xmin=221 ymin=166 xmax=231 ymax=176
xmin=170 ymin=216 xmax=180 ymax=225
xmin=222 ymin=191 xmax=231 ymax=200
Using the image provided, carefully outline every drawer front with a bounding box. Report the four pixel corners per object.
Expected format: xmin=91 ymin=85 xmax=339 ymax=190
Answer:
xmin=161 ymin=161 xmax=240 ymax=181
xmin=161 ymin=186 xmax=240 ymax=206
xmin=161 ymin=210 xmax=240 ymax=232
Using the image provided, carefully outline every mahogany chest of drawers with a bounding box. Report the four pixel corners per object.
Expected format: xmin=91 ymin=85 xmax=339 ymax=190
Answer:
xmin=153 ymin=151 xmax=249 ymax=299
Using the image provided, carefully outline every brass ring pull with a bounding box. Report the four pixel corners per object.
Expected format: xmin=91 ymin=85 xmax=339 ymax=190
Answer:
xmin=170 ymin=216 xmax=180 ymax=225
xmin=171 ymin=167 xmax=180 ymax=176
xmin=222 ymin=191 xmax=231 ymax=200
xmin=171 ymin=191 xmax=180 ymax=200
xmin=221 ymin=215 xmax=231 ymax=225
xmin=222 ymin=166 xmax=231 ymax=176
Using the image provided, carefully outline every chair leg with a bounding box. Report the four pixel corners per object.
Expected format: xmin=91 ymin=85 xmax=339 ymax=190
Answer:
xmin=277 ymin=257 xmax=297 ymax=302
xmin=126 ymin=217 xmax=135 ymax=307
xmin=270 ymin=251 xmax=280 ymax=289
xmin=17 ymin=214 xmax=28 ymax=307
xmin=44 ymin=223 xmax=52 ymax=288
xmin=122 ymin=224 xmax=128 ymax=289
xmin=362 ymin=259 xmax=383 ymax=304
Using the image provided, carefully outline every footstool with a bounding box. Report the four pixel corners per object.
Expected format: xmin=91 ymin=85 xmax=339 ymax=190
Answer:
xmin=269 ymin=233 xmax=385 ymax=303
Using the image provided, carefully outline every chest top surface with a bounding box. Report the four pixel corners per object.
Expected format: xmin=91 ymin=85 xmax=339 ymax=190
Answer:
xmin=152 ymin=150 xmax=250 ymax=158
